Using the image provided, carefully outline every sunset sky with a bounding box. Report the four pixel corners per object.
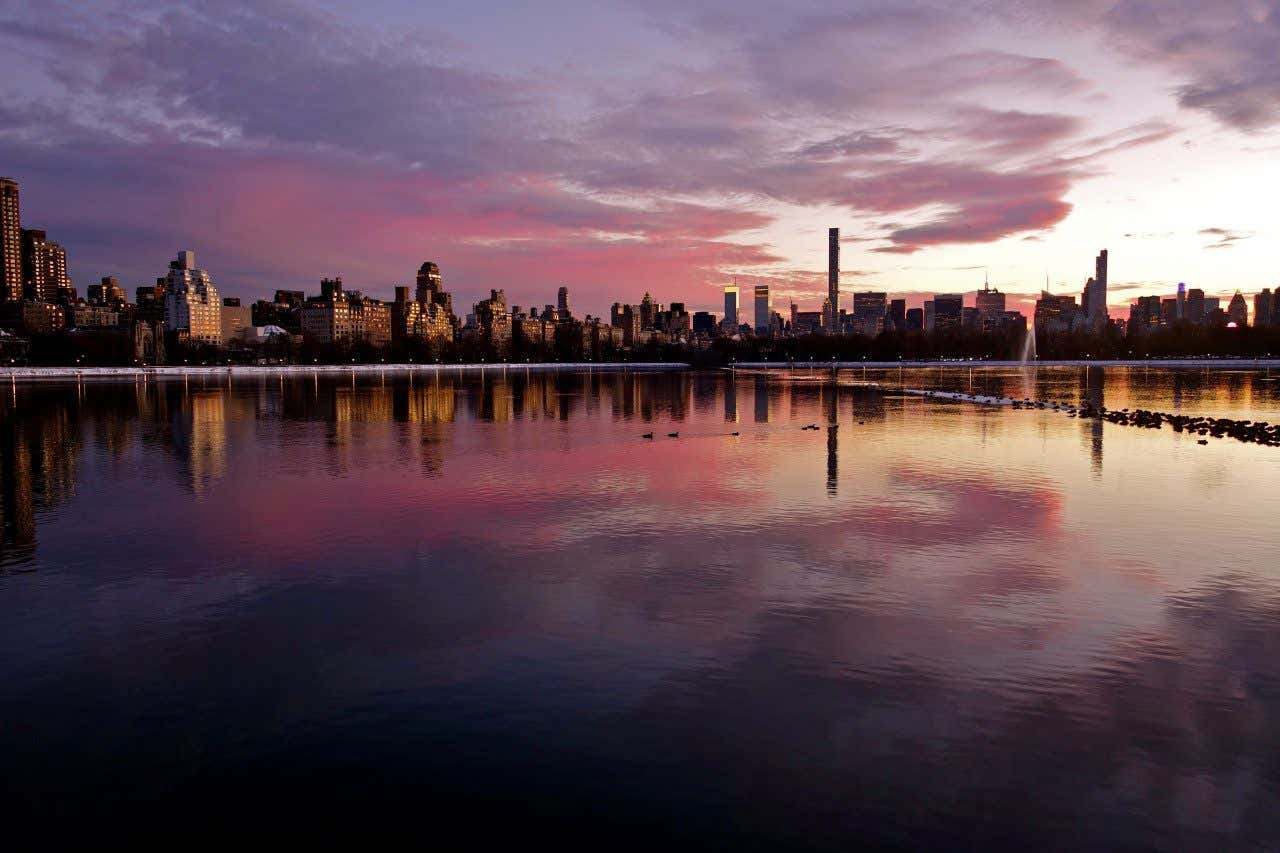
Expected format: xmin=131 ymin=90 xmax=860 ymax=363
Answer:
xmin=1 ymin=0 xmax=1278 ymax=318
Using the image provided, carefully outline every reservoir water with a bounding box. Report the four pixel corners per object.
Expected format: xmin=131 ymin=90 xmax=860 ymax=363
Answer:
xmin=3 ymin=365 xmax=1280 ymax=848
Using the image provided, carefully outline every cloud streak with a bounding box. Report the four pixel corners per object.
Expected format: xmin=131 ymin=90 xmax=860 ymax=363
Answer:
xmin=1199 ymin=227 xmax=1254 ymax=250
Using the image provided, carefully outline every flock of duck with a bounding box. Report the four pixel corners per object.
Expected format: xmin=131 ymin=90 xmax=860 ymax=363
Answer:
xmin=642 ymin=421 xmax=864 ymax=439
xmin=913 ymin=389 xmax=1280 ymax=448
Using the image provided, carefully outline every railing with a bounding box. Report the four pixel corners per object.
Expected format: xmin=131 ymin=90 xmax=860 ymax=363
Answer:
xmin=0 ymin=362 xmax=691 ymax=382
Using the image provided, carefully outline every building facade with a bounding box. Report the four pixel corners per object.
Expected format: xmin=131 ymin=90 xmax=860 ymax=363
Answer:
xmin=1254 ymin=289 xmax=1273 ymax=327
xmin=1082 ymin=248 xmax=1109 ymax=330
xmin=0 ymin=177 xmax=21 ymax=304
xmin=1227 ymin=291 xmax=1249 ymax=326
xmin=975 ymin=284 xmax=1006 ymax=316
xmin=163 ymin=250 xmax=222 ymax=345
xmin=392 ymin=285 xmax=454 ymax=349
xmin=88 ymin=276 xmax=128 ymax=307
xmin=20 ymin=300 xmax=65 ymax=334
xmin=471 ymin=289 xmax=512 ymax=357
xmin=754 ymin=284 xmax=770 ymax=334
xmin=20 ymin=229 xmax=72 ymax=303
xmin=220 ymin=298 xmax=252 ymax=345
xmin=415 ymin=261 xmax=452 ymax=314
xmin=301 ymin=277 xmax=391 ymax=348
xmin=1185 ymin=288 xmax=1206 ymax=325
xmin=723 ymin=285 xmax=739 ymax=331
xmin=1035 ymin=292 xmax=1083 ymax=332
xmin=931 ymin=293 xmax=964 ymax=331
xmin=852 ymin=291 xmax=887 ymax=336
xmin=826 ymin=227 xmax=840 ymax=332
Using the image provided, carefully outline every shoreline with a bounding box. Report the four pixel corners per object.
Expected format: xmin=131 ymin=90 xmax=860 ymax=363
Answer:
xmin=0 ymin=362 xmax=689 ymax=383
xmin=732 ymin=358 xmax=1280 ymax=369
xmin=0 ymin=358 xmax=1278 ymax=382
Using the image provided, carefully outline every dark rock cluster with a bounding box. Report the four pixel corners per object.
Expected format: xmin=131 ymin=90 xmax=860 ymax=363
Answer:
xmin=1070 ymin=405 xmax=1280 ymax=446
xmin=918 ymin=388 xmax=1279 ymax=448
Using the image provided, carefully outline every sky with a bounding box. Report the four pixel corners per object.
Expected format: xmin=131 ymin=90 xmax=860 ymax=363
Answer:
xmin=1 ymin=0 xmax=1278 ymax=319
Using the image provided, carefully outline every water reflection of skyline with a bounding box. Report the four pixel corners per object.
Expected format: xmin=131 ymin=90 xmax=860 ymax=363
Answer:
xmin=3 ymin=367 xmax=1280 ymax=845
xmin=1 ymin=366 xmax=1278 ymax=570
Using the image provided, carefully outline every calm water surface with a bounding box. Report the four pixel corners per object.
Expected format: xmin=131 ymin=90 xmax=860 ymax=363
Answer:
xmin=3 ymin=366 xmax=1280 ymax=848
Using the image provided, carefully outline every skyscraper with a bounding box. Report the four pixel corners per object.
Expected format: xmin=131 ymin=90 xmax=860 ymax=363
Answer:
xmin=888 ymin=298 xmax=906 ymax=331
xmin=932 ymin=293 xmax=964 ymax=331
xmin=1203 ymin=296 xmax=1221 ymax=322
xmin=1254 ymin=289 xmax=1272 ymax=327
xmin=88 ymin=276 xmax=127 ymax=307
xmin=557 ymin=286 xmax=571 ymax=319
xmin=163 ymin=250 xmax=222 ymax=345
xmin=20 ymin=229 xmax=71 ymax=303
xmin=414 ymin=261 xmax=452 ymax=314
xmin=1086 ymin=249 xmax=1109 ymax=329
xmin=639 ymin=292 xmax=656 ymax=331
xmin=723 ymin=285 xmax=739 ymax=330
xmin=975 ymin=280 xmax=1006 ymax=316
xmin=1227 ymin=291 xmax=1248 ymax=326
xmin=754 ymin=284 xmax=770 ymax=334
xmin=852 ymin=291 xmax=887 ymax=316
xmin=1177 ymin=282 xmax=1186 ymax=321
xmin=0 ymin=177 xmax=21 ymax=303
xmin=1186 ymin=288 xmax=1205 ymax=325
xmin=1035 ymin=291 xmax=1082 ymax=332
xmin=1130 ymin=295 xmax=1163 ymax=331
xmin=826 ymin=228 xmax=840 ymax=332
xmin=852 ymin=291 xmax=887 ymax=336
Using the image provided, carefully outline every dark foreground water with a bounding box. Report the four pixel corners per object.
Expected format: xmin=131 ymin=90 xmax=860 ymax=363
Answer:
xmin=4 ymin=366 xmax=1280 ymax=849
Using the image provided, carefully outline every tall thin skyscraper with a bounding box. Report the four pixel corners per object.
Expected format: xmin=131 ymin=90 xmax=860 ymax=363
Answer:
xmin=1088 ymin=248 xmax=1109 ymax=329
xmin=557 ymin=286 xmax=571 ymax=318
xmin=754 ymin=284 xmax=770 ymax=334
xmin=1177 ymin=282 xmax=1186 ymax=321
xmin=723 ymin=284 xmax=739 ymax=330
xmin=826 ymin=227 xmax=840 ymax=331
xmin=0 ymin=177 xmax=21 ymax=303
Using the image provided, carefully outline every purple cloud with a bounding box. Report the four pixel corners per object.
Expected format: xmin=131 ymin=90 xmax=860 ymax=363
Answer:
xmin=1101 ymin=0 xmax=1280 ymax=130
xmin=0 ymin=0 xmax=1258 ymax=315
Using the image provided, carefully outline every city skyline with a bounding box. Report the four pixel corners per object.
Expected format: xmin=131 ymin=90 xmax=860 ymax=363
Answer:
xmin=1 ymin=1 xmax=1278 ymax=319
xmin=3 ymin=171 xmax=1277 ymax=337
xmin=6 ymin=165 xmax=1280 ymax=371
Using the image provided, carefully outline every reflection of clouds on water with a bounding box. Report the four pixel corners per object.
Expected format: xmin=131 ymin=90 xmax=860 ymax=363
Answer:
xmin=608 ymin=573 xmax=1280 ymax=848
xmin=2 ymin=368 xmax=1280 ymax=846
